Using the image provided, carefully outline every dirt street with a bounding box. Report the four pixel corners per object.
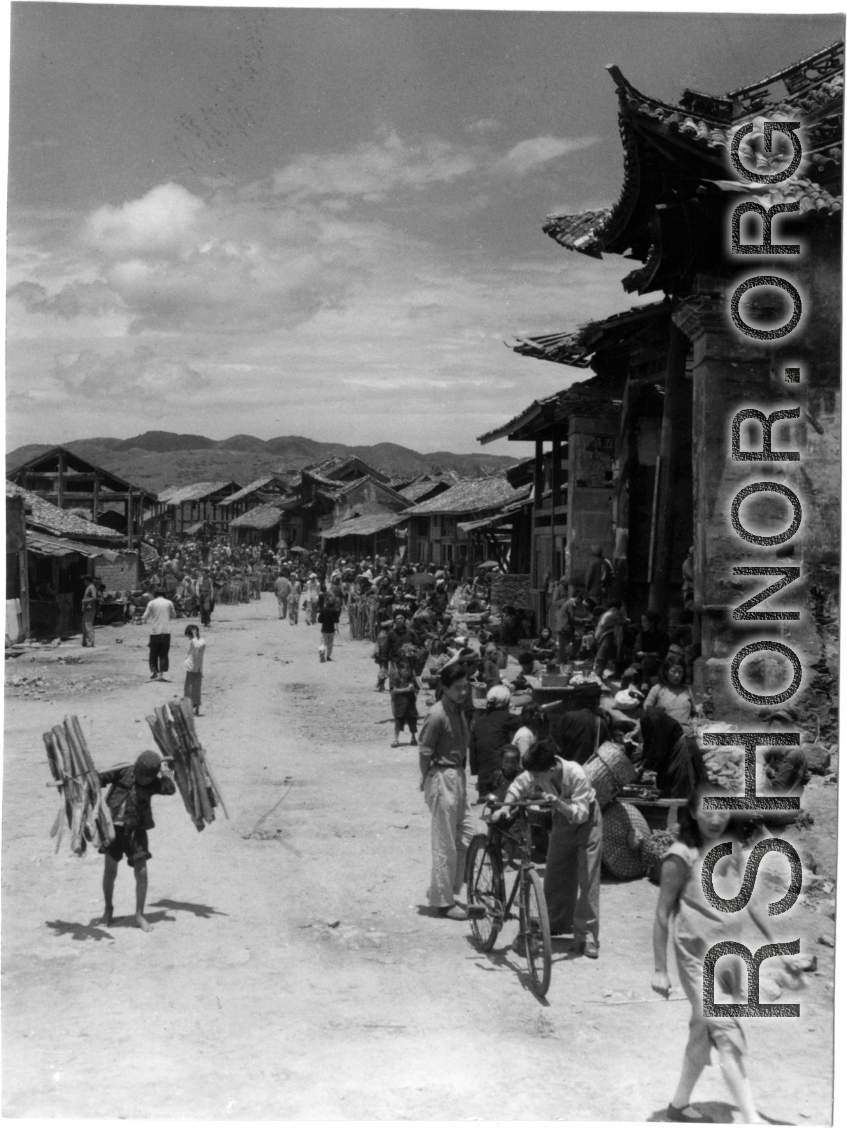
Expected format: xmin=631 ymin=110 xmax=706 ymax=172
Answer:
xmin=2 ymin=596 xmax=835 ymax=1121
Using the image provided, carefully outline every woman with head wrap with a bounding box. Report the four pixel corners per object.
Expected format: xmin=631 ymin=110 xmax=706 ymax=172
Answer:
xmin=637 ymin=708 xmax=708 ymax=799
xmin=469 ymin=685 xmax=519 ymax=800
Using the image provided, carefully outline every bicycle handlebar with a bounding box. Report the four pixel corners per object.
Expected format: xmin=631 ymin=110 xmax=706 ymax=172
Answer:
xmin=485 ymin=798 xmax=555 ymax=810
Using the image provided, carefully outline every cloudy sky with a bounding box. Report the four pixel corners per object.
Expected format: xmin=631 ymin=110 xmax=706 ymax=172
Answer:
xmin=7 ymin=7 xmax=842 ymax=456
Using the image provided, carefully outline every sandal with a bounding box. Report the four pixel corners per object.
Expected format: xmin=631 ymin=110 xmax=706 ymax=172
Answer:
xmin=391 ymin=740 xmax=399 ymax=748
xmin=666 ymin=1104 xmax=712 ymax=1123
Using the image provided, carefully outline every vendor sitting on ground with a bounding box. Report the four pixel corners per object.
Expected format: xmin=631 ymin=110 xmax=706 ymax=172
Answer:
xmin=620 ymin=611 xmax=670 ymax=691
xmin=642 ymin=655 xmax=698 ymax=736
xmin=511 ymin=651 xmax=544 ymax=691
xmin=631 ymin=708 xmax=708 ymax=800
xmin=530 ymin=626 xmax=558 ymax=666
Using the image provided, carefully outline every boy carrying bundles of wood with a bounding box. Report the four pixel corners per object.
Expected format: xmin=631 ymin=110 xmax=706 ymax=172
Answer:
xmin=98 ymin=751 xmax=176 ymax=932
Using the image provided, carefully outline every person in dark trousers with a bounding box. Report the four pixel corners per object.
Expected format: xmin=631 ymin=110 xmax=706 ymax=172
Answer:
xmin=142 ymin=589 xmax=176 ymax=681
xmin=317 ymin=595 xmax=340 ymax=661
xmin=98 ymin=751 xmax=176 ymax=932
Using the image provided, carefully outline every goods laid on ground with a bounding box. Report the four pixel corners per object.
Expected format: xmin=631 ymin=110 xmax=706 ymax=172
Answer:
xmin=43 ymin=716 xmax=115 ymax=855
xmin=146 ymin=698 xmax=228 ymax=831
xmin=584 ymin=740 xmax=638 ymax=810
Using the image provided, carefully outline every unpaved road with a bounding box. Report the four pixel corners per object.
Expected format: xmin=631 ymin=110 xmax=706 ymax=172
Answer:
xmin=3 ymin=595 xmax=835 ymax=1121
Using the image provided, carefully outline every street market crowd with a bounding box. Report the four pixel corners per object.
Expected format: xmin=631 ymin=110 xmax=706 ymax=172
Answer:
xmin=82 ymin=534 xmax=820 ymax=1125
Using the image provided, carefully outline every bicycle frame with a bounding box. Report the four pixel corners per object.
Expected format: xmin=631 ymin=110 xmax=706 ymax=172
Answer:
xmin=484 ymin=802 xmax=545 ymax=927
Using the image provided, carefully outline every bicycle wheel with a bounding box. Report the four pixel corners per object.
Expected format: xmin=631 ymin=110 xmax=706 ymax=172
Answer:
xmin=520 ymin=868 xmax=552 ymax=998
xmin=466 ymin=834 xmax=504 ymax=952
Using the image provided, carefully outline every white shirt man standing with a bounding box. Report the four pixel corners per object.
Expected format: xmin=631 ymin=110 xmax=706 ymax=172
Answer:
xmin=142 ymin=589 xmax=176 ymax=681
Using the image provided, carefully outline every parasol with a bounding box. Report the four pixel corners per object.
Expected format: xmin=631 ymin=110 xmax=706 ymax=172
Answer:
xmin=289 ymin=546 xmax=308 ymax=554
xmin=410 ymin=571 xmax=437 ymax=586
xmin=478 ymin=561 xmax=501 ymax=570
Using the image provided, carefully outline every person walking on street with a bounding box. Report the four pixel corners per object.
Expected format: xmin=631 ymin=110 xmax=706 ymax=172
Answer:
xmin=304 ymin=574 xmax=321 ymax=625
xmin=289 ymin=574 xmax=302 ymax=624
xmin=317 ymin=595 xmax=340 ymax=661
xmin=81 ymin=574 xmax=98 ymax=648
xmin=418 ymin=663 xmax=476 ymax=920
xmin=195 ymin=568 xmax=215 ymax=629
xmin=274 ymin=572 xmax=291 ymax=620
xmin=142 ymin=588 xmax=176 ymax=681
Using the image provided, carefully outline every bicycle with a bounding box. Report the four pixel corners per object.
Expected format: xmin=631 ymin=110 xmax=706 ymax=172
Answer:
xmin=465 ymin=798 xmax=553 ymax=998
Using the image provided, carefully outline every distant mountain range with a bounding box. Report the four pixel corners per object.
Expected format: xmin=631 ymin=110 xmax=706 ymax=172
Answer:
xmin=6 ymin=431 xmax=516 ymax=495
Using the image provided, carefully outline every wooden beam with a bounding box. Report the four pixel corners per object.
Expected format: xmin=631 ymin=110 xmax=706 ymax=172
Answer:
xmin=56 ymin=450 xmax=65 ymax=508
xmin=648 ymin=321 xmax=688 ymax=614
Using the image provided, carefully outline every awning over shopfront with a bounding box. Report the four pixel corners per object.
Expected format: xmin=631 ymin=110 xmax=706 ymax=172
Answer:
xmin=26 ymin=531 xmax=116 ymax=559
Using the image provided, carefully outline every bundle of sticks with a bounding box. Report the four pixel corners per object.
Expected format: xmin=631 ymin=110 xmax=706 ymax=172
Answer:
xmin=146 ymin=698 xmax=228 ymax=832
xmin=43 ymin=716 xmax=115 ymax=855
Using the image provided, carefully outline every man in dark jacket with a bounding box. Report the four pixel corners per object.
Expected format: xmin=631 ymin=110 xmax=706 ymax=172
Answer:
xmin=98 ymin=751 xmax=176 ymax=931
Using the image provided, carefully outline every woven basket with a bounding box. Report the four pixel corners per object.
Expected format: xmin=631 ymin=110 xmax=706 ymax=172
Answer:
xmin=601 ymin=801 xmax=651 ymax=879
xmin=584 ymin=741 xmax=638 ymax=810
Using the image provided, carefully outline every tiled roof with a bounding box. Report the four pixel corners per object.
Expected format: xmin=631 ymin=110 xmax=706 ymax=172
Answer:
xmin=7 ymin=443 xmax=158 ymax=501
xmin=545 ymin=43 xmax=843 ymax=265
xmin=403 ymin=477 xmax=524 ymax=517
xmin=510 ymin=300 xmax=669 ymax=368
xmin=220 ymin=477 xmax=279 ymax=505
xmin=477 ymin=376 xmax=621 ymax=445
xmin=400 ymin=477 xmax=451 ymax=502
xmin=321 ymin=511 xmax=406 ymax=539
xmin=229 ymin=504 xmax=285 ymax=530
xmin=6 ymin=481 xmax=123 ymax=541
xmin=26 ymin=530 xmax=115 ymax=559
xmin=158 ymin=481 xmax=238 ymax=505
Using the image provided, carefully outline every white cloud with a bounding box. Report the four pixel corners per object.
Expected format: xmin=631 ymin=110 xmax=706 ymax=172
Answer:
xmin=496 ymin=136 xmax=599 ymax=175
xmin=53 ymin=345 xmax=210 ymax=399
xmin=272 ymin=131 xmax=477 ymax=201
xmin=85 ymin=183 xmax=206 ymax=255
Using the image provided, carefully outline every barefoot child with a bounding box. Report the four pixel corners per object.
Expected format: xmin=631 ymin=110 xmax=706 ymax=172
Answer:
xmin=183 ymin=623 xmax=206 ymax=715
xmin=389 ymin=658 xmax=420 ymax=748
xmin=98 ymin=751 xmax=176 ymax=932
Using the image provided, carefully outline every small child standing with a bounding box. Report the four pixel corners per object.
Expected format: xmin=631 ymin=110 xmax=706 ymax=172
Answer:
xmin=183 ymin=624 xmax=206 ymax=715
xmin=491 ymin=744 xmax=522 ymax=801
xmin=389 ymin=658 xmax=420 ymax=748
xmin=98 ymin=751 xmax=176 ymax=932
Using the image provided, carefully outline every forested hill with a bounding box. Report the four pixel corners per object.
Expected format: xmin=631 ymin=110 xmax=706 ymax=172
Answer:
xmin=6 ymin=432 xmax=516 ymax=494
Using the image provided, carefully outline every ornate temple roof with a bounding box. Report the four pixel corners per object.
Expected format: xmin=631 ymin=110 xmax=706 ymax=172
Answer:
xmin=544 ymin=42 xmax=843 ymax=291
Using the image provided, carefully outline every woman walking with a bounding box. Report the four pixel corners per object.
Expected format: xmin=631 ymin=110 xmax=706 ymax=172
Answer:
xmin=652 ymin=786 xmax=788 ymax=1123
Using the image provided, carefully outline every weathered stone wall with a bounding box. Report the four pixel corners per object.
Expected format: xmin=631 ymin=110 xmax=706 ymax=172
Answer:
xmin=676 ymin=232 xmax=840 ymax=738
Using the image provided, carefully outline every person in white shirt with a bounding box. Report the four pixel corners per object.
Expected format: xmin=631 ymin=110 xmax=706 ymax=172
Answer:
xmin=142 ymin=589 xmax=176 ymax=681
xmin=182 ymin=624 xmax=206 ymax=715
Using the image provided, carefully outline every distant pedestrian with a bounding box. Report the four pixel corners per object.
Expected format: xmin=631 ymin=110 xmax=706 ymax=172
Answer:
xmin=142 ymin=589 xmax=176 ymax=681
xmin=274 ymin=572 xmax=291 ymax=620
xmin=195 ymin=569 xmax=215 ymax=628
xmin=182 ymin=624 xmax=205 ymax=715
xmin=304 ymin=574 xmax=320 ymax=625
xmin=289 ymin=575 xmax=301 ymax=624
xmin=317 ymin=596 xmax=340 ymax=661
xmin=81 ymin=574 xmax=97 ymax=648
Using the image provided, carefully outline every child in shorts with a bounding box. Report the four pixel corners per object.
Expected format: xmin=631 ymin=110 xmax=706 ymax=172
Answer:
xmin=389 ymin=658 xmax=420 ymax=748
xmin=98 ymin=750 xmax=176 ymax=932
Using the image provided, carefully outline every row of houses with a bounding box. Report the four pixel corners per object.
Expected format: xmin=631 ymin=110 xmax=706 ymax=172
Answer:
xmin=5 ymin=445 xmax=531 ymax=641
